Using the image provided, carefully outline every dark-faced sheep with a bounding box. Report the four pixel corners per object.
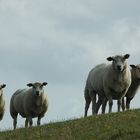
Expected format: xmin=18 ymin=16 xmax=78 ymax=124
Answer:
xmin=0 ymin=84 xmax=6 ymax=120
xmin=10 ymin=82 xmax=48 ymax=129
xmin=84 ymin=54 xmax=131 ymax=117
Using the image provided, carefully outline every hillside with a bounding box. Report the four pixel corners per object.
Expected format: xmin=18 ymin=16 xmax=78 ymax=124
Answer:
xmin=0 ymin=109 xmax=140 ymax=140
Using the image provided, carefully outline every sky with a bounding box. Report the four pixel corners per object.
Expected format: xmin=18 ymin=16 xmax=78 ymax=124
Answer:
xmin=0 ymin=0 xmax=140 ymax=130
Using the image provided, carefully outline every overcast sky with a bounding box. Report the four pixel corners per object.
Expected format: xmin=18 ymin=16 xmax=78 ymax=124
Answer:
xmin=0 ymin=0 xmax=140 ymax=130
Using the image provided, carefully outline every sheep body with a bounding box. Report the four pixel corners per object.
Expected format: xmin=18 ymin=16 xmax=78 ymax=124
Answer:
xmin=10 ymin=82 xmax=48 ymax=129
xmin=84 ymin=54 xmax=131 ymax=116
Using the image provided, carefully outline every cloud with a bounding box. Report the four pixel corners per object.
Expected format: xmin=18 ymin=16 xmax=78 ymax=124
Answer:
xmin=0 ymin=0 xmax=140 ymax=130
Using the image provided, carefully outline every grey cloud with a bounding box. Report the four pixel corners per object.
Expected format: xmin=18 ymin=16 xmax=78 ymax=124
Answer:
xmin=0 ymin=0 xmax=140 ymax=129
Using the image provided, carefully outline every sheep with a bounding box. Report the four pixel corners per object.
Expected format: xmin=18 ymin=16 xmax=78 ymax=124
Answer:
xmin=121 ymin=64 xmax=140 ymax=110
xmin=0 ymin=84 xmax=6 ymax=120
xmin=10 ymin=82 xmax=48 ymax=129
xmin=100 ymin=64 xmax=140 ymax=113
xmin=84 ymin=54 xmax=131 ymax=117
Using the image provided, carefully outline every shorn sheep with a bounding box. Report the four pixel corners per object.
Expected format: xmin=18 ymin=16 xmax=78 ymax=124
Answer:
xmin=0 ymin=84 xmax=6 ymax=120
xmin=100 ymin=64 xmax=140 ymax=113
xmin=84 ymin=54 xmax=131 ymax=117
xmin=10 ymin=82 xmax=48 ymax=129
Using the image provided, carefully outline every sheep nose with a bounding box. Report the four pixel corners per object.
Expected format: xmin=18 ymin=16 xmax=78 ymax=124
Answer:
xmin=36 ymin=91 xmax=39 ymax=96
xmin=117 ymin=65 xmax=122 ymax=71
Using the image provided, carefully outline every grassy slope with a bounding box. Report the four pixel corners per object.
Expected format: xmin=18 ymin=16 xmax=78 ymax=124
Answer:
xmin=0 ymin=109 xmax=140 ymax=140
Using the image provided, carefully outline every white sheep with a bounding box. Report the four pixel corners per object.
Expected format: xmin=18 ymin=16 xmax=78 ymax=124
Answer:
xmin=0 ymin=84 xmax=6 ymax=121
xmin=10 ymin=82 xmax=48 ymax=129
xmin=84 ymin=54 xmax=131 ymax=117
xmin=101 ymin=64 xmax=140 ymax=113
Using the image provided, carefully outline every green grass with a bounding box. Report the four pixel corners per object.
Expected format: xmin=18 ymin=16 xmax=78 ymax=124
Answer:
xmin=1 ymin=109 xmax=140 ymax=140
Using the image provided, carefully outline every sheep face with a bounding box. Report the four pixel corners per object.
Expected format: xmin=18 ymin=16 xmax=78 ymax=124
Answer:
xmin=130 ymin=64 xmax=140 ymax=81
xmin=0 ymin=84 xmax=6 ymax=96
xmin=27 ymin=82 xmax=47 ymax=96
xmin=107 ymin=54 xmax=130 ymax=72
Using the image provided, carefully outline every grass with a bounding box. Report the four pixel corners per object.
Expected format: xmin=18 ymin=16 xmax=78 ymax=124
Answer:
xmin=0 ymin=109 xmax=140 ymax=140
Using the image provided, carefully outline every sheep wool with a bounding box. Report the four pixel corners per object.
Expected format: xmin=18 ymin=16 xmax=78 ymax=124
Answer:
xmin=10 ymin=82 xmax=48 ymax=129
xmin=84 ymin=54 xmax=131 ymax=117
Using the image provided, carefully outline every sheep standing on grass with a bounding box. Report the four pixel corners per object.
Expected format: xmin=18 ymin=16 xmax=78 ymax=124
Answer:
xmin=101 ymin=64 xmax=140 ymax=113
xmin=84 ymin=54 xmax=131 ymax=117
xmin=10 ymin=82 xmax=48 ymax=129
xmin=0 ymin=84 xmax=6 ymax=120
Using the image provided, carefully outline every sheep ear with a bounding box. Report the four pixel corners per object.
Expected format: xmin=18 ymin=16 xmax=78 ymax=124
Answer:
xmin=107 ymin=57 xmax=113 ymax=61
xmin=130 ymin=64 xmax=136 ymax=68
xmin=124 ymin=54 xmax=130 ymax=59
xmin=27 ymin=83 xmax=33 ymax=87
xmin=42 ymin=82 xmax=48 ymax=86
xmin=1 ymin=84 xmax=6 ymax=88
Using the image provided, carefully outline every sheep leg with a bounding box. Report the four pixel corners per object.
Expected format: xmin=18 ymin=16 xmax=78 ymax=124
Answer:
xmin=109 ymin=100 xmax=113 ymax=113
xmin=117 ymin=99 xmax=122 ymax=112
xmin=37 ymin=117 xmax=41 ymax=126
xmin=28 ymin=117 xmax=33 ymax=127
xmin=25 ymin=118 xmax=29 ymax=127
xmin=121 ymin=97 xmax=125 ymax=111
xmin=108 ymin=97 xmax=113 ymax=113
xmin=126 ymin=97 xmax=132 ymax=110
xmin=96 ymin=96 xmax=104 ymax=114
xmin=84 ymin=90 xmax=91 ymax=117
xmin=90 ymin=92 xmax=96 ymax=115
xmin=104 ymin=89 xmax=113 ymax=113
xmin=102 ymin=97 xmax=108 ymax=114
xmin=13 ymin=116 xmax=17 ymax=129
